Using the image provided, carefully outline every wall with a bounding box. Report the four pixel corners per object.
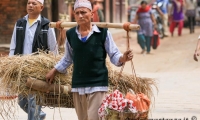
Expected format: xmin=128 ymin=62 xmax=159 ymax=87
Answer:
xmin=0 ymin=0 xmax=27 ymax=44
xmin=104 ymin=0 xmax=127 ymax=23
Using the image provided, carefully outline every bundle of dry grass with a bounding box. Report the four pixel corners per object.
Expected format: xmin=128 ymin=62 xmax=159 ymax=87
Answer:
xmin=0 ymin=52 xmax=157 ymax=108
xmin=0 ymin=52 xmax=72 ymax=96
xmin=108 ymin=70 xmax=157 ymax=100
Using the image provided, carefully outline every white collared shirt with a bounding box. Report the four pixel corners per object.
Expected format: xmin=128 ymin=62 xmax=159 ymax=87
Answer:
xmin=9 ymin=14 xmax=58 ymax=56
xmin=55 ymin=25 xmax=123 ymax=95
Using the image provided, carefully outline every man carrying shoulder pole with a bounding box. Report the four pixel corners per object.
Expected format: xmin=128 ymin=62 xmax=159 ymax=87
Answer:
xmin=46 ymin=0 xmax=133 ymax=120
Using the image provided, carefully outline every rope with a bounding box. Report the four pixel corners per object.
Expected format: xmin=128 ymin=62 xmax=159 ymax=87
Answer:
xmin=56 ymin=21 xmax=65 ymax=46
xmin=123 ymin=22 xmax=131 ymax=50
xmin=116 ymin=22 xmax=138 ymax=88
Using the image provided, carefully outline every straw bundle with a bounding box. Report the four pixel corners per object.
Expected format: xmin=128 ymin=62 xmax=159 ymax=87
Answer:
xmin=0 ymin=52 xmax=157 ymax=107
xmin=108 ymin=70 xmax=157 ymax=100
xmin=0 ymin=53 xmax=72 ymax=97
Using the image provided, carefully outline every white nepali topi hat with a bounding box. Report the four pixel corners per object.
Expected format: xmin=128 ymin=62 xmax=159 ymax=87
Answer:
xmin=36 ymin=0 xmax=44 ymax=4
xmin=74 ymin=0 xmax=92 ymax=11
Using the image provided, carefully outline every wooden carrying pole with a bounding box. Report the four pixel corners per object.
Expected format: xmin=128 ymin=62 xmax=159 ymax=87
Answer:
xmin=49 ymin=22 xmax=140 ymax=30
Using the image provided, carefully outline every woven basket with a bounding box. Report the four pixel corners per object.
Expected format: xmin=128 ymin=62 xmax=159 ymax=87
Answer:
xmin=105 ymin=109 xmax=148 ymax=120
xmin=119 ymin=112 xmax=139 ymax=120
xmin=36 ymin=93 xmax=74 ymax=108
xmin=105 ymin=109 xmax=119 ymax=120
xmin=119 ymin=111 xmax=148 ymax=120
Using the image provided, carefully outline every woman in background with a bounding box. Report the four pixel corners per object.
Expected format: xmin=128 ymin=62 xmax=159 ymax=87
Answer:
xmin=133 ymin=1 xmax=156 ymax=54
xmin=169 ymin=0 xmax=185 ymax=36
xmin=185 ymin=0 xmax=197 ymax=33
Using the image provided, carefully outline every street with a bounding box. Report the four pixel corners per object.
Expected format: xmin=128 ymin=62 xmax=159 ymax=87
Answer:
xmin=3 ymin=27 xmax=200 ymax=120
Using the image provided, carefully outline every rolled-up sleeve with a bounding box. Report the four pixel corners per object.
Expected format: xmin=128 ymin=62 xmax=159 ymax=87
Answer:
xmin=9 ymin=24 xmax=17 ymax=56
xmin=48 ymin=28 xmax=58 ymax=55
xmin=105 ymin=31 xmax=123 ymax=66
xmin=55 ymin=40 xmax=73 ymax=73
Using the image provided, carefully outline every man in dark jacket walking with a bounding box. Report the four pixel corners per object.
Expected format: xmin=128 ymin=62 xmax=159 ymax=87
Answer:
xmin=9 ymin=0 xmax=58 ymax=119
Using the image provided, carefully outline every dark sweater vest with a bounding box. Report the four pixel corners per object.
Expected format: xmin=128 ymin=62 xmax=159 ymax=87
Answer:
xmin=14 ymin=16 xmax=49 ymax=55
xmin=67 ymin=27 xmax=108 ymax=88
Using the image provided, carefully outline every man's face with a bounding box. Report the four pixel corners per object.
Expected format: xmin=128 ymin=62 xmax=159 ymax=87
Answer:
xmin=27 ymin=0 xmax=43 ymax=16
xmin=74 ymin=7 xmax=93 ymax=25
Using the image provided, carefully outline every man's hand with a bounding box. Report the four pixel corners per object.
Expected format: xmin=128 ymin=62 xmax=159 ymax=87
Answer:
xmin=46 ymin=68 xmax=57 ymax=84
xmin=120 ymin=49 xmax=133 ymax=63
xmin=194 ymin=50 xmax=199 ymax=62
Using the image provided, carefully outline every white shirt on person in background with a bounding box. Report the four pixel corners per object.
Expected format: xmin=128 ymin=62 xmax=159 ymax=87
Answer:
xmin=55 ymin=25 xmax=123 ymax=95
xmin=185 ymin=0 xmax=196 ymax=10
xmin=9 ymin=14 xmax=58 ymax=56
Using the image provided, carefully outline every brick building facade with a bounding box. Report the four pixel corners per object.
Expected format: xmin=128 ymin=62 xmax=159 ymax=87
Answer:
xmin=0 ymin=0 xmax=128 ymax=44
xmin=0 ymin=0 xmax=27 ymax=44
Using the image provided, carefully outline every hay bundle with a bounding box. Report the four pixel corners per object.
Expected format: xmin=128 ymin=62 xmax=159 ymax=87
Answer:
xmin=0 ymin=52 xmax=157 ymax=107
xmin=108 ymin=70 xmax=157 ymax=100
xmin=0 ymin=53 xmax=72 ymax=97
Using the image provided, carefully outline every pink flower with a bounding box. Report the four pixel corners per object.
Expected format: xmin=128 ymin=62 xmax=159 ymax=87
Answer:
xmin=98 ymin=107 xmax=104 ymax=117
xmin=129 ymin=106 xmax=137 ymax=113
xmin=108 ymin=101 xmax=118 ymax=111
xmin=121 ymin=99 xmax=127 ymax=108
xmin=118 ymin=106 xmax=123 ymax=111
xmin=99 ymin=90 xmax=140 ymax=116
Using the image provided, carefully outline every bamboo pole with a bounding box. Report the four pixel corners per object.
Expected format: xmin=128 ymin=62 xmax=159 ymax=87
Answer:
xmin=49 ymin=22 xmax=140 ymax=30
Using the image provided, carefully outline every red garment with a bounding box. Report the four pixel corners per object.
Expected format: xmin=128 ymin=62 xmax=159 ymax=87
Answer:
xmin=125 ymin=92 xmax=150 ymax=112
xmin=92 ymin=5 xmax=99 ymax=22
xmin=178 ymin=0 xmax=183 ymax=4
xmin=151 ymin=30 xmax=160 ymax=49
xmin=169 ymin=21 xmax=183 ymax=36
xmin=136 ymin=5 xmax=151 ymax=14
